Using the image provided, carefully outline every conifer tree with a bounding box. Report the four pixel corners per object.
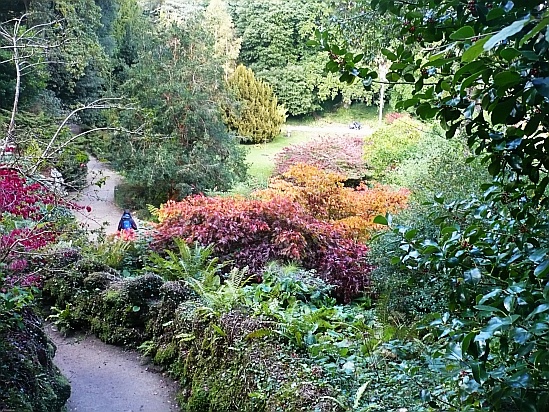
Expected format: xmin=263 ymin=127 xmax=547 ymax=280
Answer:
xmin=224 ymin=64 xmax=285 ymax=144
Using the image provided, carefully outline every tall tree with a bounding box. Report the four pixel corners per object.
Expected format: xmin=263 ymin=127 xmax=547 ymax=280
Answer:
xmin=224 ymin=64 xmax=285 ymax=144
xmin=231 ymin=0 xmax=372 ymax=116
xmin=110 ymin=20 xmax=246 ymax=206
xmin=204 ymin=0 xmax=241 ymax=79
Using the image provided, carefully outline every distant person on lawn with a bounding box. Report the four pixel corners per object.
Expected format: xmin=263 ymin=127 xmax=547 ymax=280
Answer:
xmin=118 ymin=209 xmax=137 ymax=231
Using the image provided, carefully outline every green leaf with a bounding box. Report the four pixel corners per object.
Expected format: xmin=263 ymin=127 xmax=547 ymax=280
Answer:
xmin=493 ymin=71 xmax=521 ymax=88
xmin=325 ymin=60 xmax=339 ymax=72
xmin=462 ymin=36 xmax=491 ymax=62
xmin=373 ymin=215 xmax=388 ymax=225
xmin=534 ymin=259 xmax=549 ymax=277
xmin=491 ymin=98 xmax=515 ymax=125
xmin=484 ymin=18 xmax=531 ymax=51
xmin=245 ymin=329 xmax=273 ymax=340
xmin=132 ymin=305 xmax=140 ymax=312
xmin=519 ymin=15 xmax=549 ymax=47
xmin=450 ymin=26 xmax=475 ymax=40
xmin=529 ymin=248 xmax=547 ymax=263
xmin=499 ymin=47 xmax=521 ymax=61
xmin=353 ymin=53 xmax=364 ymax=63
xmin=486 ymin=7 xmax=505 ymax=21
xmin=462 ymin=331 xmax=476 ymax=354
xmin=381 ymin=48 xmax=397 ymax=61
xmin=471 ymin=362 xmax=488 ymax=384
xmin=526 ymin=303 xmax=549 ymax=320
xmin=474 ymin=304 xmax=505 ymax=314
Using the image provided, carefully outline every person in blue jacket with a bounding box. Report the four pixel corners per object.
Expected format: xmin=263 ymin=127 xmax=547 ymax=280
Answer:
xmin=118 ymin=209 xmax=137 ymax=231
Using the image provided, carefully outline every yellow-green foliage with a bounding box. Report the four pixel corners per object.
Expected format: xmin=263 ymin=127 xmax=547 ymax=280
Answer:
xmin=224 ymin=64 xmax=285 ymax=144
xmin=363 ymin=115 xmax=422 ymax=180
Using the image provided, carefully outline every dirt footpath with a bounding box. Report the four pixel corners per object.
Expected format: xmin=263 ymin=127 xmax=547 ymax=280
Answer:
xmin=52 ymin=157 xmax=176 ymax=411
xmin=72 ymin=156 xmax=128 ymax=235
xmin=48 ymin=326 xmax=179 ymax=412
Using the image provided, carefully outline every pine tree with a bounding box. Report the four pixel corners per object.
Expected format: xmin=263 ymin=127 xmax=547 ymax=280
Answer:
xmin=225 ymin=64 xmax=285 ymax=144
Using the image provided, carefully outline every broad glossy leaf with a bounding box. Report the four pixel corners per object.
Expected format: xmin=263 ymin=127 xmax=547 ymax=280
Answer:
xmin=484 ymin=18 xmax=531 ymax=51
xmin=534 ymin=259 xmax=549 ymax=277
xmin=462 ymin=36 xmax=491 ymax=62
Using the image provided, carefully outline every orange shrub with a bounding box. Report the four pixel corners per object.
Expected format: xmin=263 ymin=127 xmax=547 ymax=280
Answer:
xmin=254 ymin=164 xmax=409 ymax=240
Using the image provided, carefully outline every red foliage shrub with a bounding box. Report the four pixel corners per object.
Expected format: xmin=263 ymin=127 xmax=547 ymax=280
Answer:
xmin=0 ymin=166 xmax=76 ymax=262
xmin=154 ymin=195 xmax=372 ymax=302
xmin=274 ymin=135 xmax=369 ymax=180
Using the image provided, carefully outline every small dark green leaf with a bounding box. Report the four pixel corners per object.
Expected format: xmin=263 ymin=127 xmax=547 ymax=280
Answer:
xmin=381 ymin=48 xmax=397 ymax=61
xmin=499 ymin=47 xmax=521 ymax=61
xmin=486 ymin=7 xmax=505 ymax=20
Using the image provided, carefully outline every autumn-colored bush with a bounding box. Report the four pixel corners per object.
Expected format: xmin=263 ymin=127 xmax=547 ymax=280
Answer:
xmin=154 ymin=195 xmax=372 ymax=302
xmin=254 ymin=164 xmax=409 ymax=241
xmin=0 ymin=167 xmax=73 ymax=262
xmin=274 ymin=135 xmax=368 ymax=181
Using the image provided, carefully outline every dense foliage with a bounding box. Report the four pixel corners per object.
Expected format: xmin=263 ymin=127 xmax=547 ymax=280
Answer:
xmin=363 ymin=115 xmax=422 ymax=180
xmin=255 ymin=163 xmax=409 ymax=241
xmin=224 ymin=64 xmax=285 ymax=144
xmin=108 ymin=22 xmax=247 ymax=208
xmin=154 ymin=195 xmax=372 ymax=303
xmin=313 ymin=0 xmax=549 ymax=410
xmin=231 ymin=0 xmax=377 ymax=115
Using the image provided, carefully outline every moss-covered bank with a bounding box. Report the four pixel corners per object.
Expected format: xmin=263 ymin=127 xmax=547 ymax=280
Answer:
xmin=0 ymin=309 xmax=71 ymax=412
xmin=41 ymin=254 xmax=337 ymax=412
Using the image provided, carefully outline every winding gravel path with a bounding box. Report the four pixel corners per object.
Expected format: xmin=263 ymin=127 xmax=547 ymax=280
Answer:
xmin=72 ymin=156 xmax=129 ymax=234
xmin=51 ymin=157 xmax=178 ymax=412
xmin=49 ymin=326 xmax=179 ymax=412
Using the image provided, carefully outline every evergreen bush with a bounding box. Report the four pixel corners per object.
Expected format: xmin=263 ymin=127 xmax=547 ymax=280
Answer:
xmin=224 ymin=65 xmax=285 ymax=144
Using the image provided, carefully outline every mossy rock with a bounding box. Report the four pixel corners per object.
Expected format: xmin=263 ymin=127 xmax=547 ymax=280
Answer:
xmin=160 ymin=281 xmax=198 ymax=305
xmin=120 ymin=273 xmax=164 ymax=304
xmin=0 ymin=309 xmax=71 ymax=412
xmin=84 ymin=271 xmax=120 ymax=291
xmin=90 ymin=316 xmax=146 ymax=346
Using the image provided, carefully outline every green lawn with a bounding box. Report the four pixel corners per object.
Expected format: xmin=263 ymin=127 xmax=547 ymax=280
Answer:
xmin=286 ymin=103 xmax=380 ymax=128
xmin=244 ymin=131 xmax=312 ymax=181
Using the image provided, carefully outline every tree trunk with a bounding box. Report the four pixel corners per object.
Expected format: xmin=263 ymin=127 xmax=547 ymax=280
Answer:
xmin=8 ymin=37 xmax=21 ymax=145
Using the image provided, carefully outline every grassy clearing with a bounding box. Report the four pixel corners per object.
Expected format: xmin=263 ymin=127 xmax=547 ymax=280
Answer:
xmin=287 ymin=103 xmax=380 ymax=128
xmin=244 ymin=131 xmax=312 ymax=181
